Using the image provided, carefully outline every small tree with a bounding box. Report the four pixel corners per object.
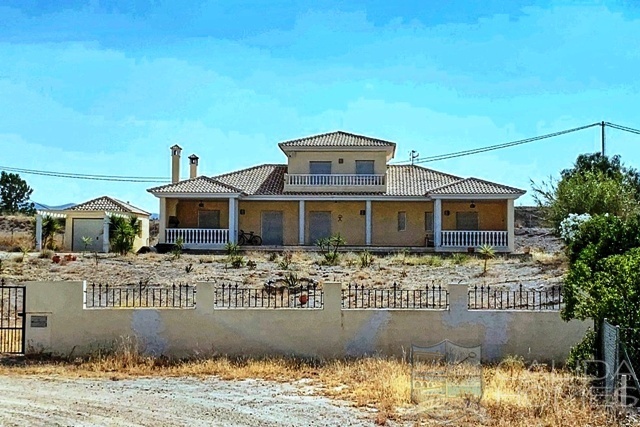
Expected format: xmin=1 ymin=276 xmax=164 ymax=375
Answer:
xmin=0 ymin=172 xmax=35 ymax=215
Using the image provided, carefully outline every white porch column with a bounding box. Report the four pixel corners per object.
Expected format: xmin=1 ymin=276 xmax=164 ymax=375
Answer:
xmin=158 ymin=198 xmax=167 ymax=244
xmin=298 ymin=200 xmax=305 ymax=245
xmin=365 ymin=200 xmax=372 ymax=245
xmin=434 ymin=199 xmax=442 ymax=249
xmin=507 ymin=199 xmax=515 ymax=252
xmin=228 ymin=197 xmax=238 ymax=244
xmin=35 ymin=214 xmax=43 ymax=251
xmin=102 ymin=215 xmax=110 ymax=253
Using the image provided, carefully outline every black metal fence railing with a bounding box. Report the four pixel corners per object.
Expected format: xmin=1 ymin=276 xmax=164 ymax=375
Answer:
xmin=342 ymin=283 xmax=449 ymax=309
xmin=468 ymin=284 xmax=563 ymax=310
xmin=85 ymin=283 xmax=196 ymax=308
xmin=214 ymin=283 xmax=323 ymax=309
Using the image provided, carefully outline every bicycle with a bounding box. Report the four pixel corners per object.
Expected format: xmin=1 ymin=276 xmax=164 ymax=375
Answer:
xmin=238 ymin=230 xmax=262 ymax=246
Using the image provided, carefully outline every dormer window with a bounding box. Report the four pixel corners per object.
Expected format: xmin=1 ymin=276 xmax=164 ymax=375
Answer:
xmin=356 ymin=160 xmax=374 ymax=175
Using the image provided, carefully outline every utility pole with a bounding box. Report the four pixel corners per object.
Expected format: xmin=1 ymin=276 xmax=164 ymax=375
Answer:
xmin=601 ymin=121 xmax=606 ymax=156
xmin=409 ymin=150 xmax=419 ymax=165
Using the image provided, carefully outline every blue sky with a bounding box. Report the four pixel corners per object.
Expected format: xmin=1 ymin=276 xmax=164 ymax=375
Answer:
xmin=1 ymin=0 xmax=640 ymax=213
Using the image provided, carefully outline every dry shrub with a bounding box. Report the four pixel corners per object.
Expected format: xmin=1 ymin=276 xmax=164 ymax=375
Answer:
xmin=531 ymin=249 xmax=566 ymax=266
xmin=0 ymin=232 xmax=32 ymax=251
xmin=291 ymin=251 xmax=313 ymax=265
xmin=482 ymin=364 xmax=616 ymax=427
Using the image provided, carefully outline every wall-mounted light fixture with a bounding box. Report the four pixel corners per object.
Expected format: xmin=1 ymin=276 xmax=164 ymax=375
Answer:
xmin=444 ymin=210 xmax=451 ymax=216
xmin=338 ymin=214 xmax=343 ymax=222
xmin=240 ymin=209 xmax=246 ymax=215
xmin=198 ymin=201 xmax=204 ymax=208
xmin=359 ymin=210 xmax=366 ymax=215
xmin=338 ymin=158 xmax=344 ymax=164
xmin=470 ymin=202 xmax=476 ymax=209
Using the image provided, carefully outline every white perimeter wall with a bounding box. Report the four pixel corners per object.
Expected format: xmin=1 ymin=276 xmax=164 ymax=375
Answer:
xmin=24 ymin=282 xmax=591 ymax=363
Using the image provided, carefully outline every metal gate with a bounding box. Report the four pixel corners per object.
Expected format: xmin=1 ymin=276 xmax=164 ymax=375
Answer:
xmin=0 ymin=280 xmax=25 ymax=354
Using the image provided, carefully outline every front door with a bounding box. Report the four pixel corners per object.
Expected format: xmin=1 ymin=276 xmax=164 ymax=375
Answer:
xmin=261 ymin=211 xmax=283 ymax=245
xmin=308 ymin=211 xmax=332 ymax=245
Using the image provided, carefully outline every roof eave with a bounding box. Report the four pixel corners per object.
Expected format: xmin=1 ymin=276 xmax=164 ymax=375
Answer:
xmin=148 ymin=192 xmax=245 ymax=198
xmin=428 ymin=192 xmax=526 ymax=200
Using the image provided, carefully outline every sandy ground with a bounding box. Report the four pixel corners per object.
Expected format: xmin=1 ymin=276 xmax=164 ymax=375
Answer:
xmin=0 ymin=219 xmax=566 ymax=291
xmin=0 ymin=376 xmax=383 ymax=427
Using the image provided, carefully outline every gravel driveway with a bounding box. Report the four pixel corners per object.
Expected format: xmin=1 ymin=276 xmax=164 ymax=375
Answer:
xmin=0 ymin=376 xmax=378 ymax=426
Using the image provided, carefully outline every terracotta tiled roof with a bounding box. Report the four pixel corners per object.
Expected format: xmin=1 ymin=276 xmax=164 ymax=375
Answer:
xmin=427 ymin=177 xmax=526 ymax=196
xmin=278 ymin=131 xmax=396 ymax=149
xmin=214 ymin=164 xmax=286 ymax=195
xmin=68 ymin=196 xmax=149 ymax=215
xmin=147 ymin=176 xmax=243 ymax=194
xmin=385 ymin=165 xmax=461 ymax=196
xmin=147 ymin=164 xmax=524 ymax=198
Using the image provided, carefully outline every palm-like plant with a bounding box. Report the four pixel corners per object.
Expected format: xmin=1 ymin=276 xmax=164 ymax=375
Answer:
xmin=42 ymin=216 xmax=63 ymax=250
xmin=109 ymin=215 xmax=141 ymax=255
xmin=479 ymin=244 xmax=496 ymax=275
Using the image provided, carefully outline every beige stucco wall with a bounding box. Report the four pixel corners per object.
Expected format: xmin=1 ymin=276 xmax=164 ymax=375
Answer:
xmin=62 ymin=212 xmax=149 ymax=253
xmin=287 ymin=150 xmax=388 ymax=175
xmin=371 ymin=201 xmax=434 ymax=247
xmin=24 ymin=281 xmax=590 ymax=363
xmin=304 ymin=201 xmax=366 ymax=245
xmin=175 ymin=200 xmax=229 ymax=229
xmin=441 ymin=200 xmax=507 ymax=231
xmin=238 ymin=201 xmax=299 ymax=245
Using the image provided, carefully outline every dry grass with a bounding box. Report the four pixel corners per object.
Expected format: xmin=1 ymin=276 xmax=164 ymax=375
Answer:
xmin=531 ymin=249 xmax=567 ymax=266
xmin=0 ymin=344 xmax=631 ymax=426
xmin=0 ymin=231 xmax=32 ymax=251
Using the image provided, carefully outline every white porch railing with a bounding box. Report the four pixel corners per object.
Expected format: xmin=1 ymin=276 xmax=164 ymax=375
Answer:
xmin=166 ymin=228 xmax=229 ymax=246
xmin=285 ymin=174 xmax=385 ymax=186
xmin=441 ymin=230 xmax=508 ymax=248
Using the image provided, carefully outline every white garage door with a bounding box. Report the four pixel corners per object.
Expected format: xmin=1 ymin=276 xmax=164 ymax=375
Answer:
xmin=72 ymin=219 xmax=105 ymax=252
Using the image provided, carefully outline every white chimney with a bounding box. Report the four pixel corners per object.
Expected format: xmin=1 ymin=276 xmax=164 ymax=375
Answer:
xmin=189 ymin=154 xmax=199 ymax=179
xmin=170 ymin=144 xmax=182 ymax=183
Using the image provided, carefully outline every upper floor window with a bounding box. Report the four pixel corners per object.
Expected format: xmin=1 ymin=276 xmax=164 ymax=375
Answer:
xmin=355 ymin=160 xmax=375 ymax=175
xmin=309 ymin=161 xmax=331 ymax=175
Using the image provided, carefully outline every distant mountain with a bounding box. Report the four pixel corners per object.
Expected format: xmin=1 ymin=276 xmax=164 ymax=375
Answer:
xmin=33 ymin=202 xmax=76 ymax=211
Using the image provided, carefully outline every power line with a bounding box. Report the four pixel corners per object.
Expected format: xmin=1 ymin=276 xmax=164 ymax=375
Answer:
xmin=3 ymin=121 xmax=640 ymax=182
xmin=394 ymin=122 xmax=601 ymax=164
xmin=0 ymin=166 xmax=169 ymax=183
xmin=605 ymin=122 xmax=640 ymax=135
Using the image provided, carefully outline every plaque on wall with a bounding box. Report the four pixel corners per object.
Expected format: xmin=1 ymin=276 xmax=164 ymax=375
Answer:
xmin=31 ymin=315 xmax=48 ymax=328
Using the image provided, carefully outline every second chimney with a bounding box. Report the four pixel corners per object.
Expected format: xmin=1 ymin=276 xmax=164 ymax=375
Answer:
xmin=189 ymin=154 xmax=199 ymax=179
xmin=170 ymin=144 xmax=182 ymax=183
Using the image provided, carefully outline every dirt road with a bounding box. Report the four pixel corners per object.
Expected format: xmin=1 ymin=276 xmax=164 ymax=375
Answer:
xmin=0 ymin=376 xmax=379 ymax=426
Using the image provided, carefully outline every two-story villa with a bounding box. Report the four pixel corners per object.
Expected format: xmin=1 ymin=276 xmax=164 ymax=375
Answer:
xmin=148 ymin=131 xmax=525 ymax=252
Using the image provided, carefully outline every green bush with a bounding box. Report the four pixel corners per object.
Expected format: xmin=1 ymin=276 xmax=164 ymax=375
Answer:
xmin=225 ymin=242 xmax=240 ymax=256
xmin=316 ymin=234 xmax=346 ymax=265
xmin=565 ymin=213 xmax=640 ymax=267
xmin=451 ymin=253 xmax=470 ymax=265
xmin=566 ymin=328 xmax=597 ymax=374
